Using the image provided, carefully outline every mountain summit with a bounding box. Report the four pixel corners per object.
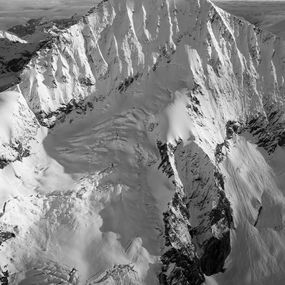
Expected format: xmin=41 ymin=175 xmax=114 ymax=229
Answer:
xmin=0 ymin=0 xmax=285 ymax=284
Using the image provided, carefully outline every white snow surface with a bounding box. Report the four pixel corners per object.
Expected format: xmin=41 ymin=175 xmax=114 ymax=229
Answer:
xmin=0 ymin=0 xmax=285 ymax=284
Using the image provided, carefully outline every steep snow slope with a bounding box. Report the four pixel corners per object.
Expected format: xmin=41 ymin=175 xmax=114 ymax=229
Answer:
xmin=214 ymin=135 xmax=285 ymax=285
xmin=1 ymin=0 xmax=285 ymax=284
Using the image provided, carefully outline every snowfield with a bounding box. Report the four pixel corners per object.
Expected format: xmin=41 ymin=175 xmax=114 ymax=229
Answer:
xmin=0 ymin=0 xmax=285 ymax=284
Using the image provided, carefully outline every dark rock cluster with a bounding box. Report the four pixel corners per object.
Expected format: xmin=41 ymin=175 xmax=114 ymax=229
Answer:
xmin=246 ymin=109 xmax=285 ymax=153
xmin=0 ymin=232 xmax=15 ymax=246
xmin=160 ymin=192 xmax=205 ymax=285
xmin=36 ymin=99 xmax=94 ymax=128
xmin=157 ymin=141 xmax=175 ymax=178
xmin=0 ymin=269 xmax=9 ymax=285
xmin=158 ymin=142 xmax=233 ymax=285
xmin=0 ymin=141 xmax=30 ymax=169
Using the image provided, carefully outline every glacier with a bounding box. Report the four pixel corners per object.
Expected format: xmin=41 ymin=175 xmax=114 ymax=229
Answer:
xmin=0 ymin=0 xmax=285 ymax=284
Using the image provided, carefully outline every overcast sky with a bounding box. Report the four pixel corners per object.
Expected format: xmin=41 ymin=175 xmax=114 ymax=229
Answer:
xmin=0 ymin=0 xmax=97 ymax=30
xmin=0 ymin=0 xmax=283 ymax=30
xmin=0 ymin=0 xmax=96 ymax=11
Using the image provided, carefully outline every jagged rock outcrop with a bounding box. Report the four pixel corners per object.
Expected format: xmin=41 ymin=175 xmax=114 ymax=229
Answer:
xmin=86 ymin=264 xmax=140 ymax=285
xmin=0 ymin=91 xmax=40 ymax=168
xmin=1 ymin=0 xmax=283 ymax=129
xmin=157 ymin=140 xmax=233 ymax=284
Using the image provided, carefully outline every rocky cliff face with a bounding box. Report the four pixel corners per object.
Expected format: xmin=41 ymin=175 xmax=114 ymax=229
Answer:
xmin=1 ymin=0 xmax=285 ymax=284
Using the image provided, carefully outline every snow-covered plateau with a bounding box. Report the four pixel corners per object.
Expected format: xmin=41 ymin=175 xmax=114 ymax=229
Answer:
xmin=0 ymin=0 xmax=285 ymax=284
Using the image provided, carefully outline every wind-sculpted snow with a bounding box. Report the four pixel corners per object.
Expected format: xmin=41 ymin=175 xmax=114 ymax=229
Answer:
xmin=1 ymin=0 xmax=285 ymax=284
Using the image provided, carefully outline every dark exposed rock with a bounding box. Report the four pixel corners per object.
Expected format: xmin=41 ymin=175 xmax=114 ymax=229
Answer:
xmin=246 ymin=108 xmax=285 ymax=153
xmin=160 ymin=192 xmax=205 ymax=285
xmin=226 ymin=120 xmax=242 ymax=139
xmin=0 ymin=203 xmax=7 ymax=219
xmin=6 ymin=58 xmax=31 ymax=73
xmin=87 ymin=264 xmax=137 ymax=284
xmin=0 ymin=141 xmax=30 ymax=169
xmin=0 ymin=232 xmax=15 ymax=246
xmin=200 ymin=232 xmax=231 ymax=276
xmin=160 ymin=248 xmax=205 ymax=285
xmin=210 ymin=190 xmax=232 ymax=226
xmin=0 ymin=160 xmax=9 ymax=170
xmin=158 ymin=140 xmax=233 ymax=284
xmin=215 ymin=141 xmax=229 ymax=163
xmin=35 ymin=99 xmax=94 ymax=128
xmin=254 ymin=206 xmax=263 ymax=227
xmin=79 ymin=77 xmax=95 ymax=87
xmin=0 ymin=269 xmax=9 ymax=285
xmin=202 ymin=173 xmax=232 ymax=275
xmin=157 ymin=141 xmax=175 ymax=178
xmin=0 ymin=39 xmax=50 ymax=92
xmin=117 ymin=73 xmax=141 ymax=93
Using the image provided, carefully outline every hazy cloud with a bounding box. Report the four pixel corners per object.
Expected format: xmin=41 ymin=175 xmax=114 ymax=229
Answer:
xmin=0 ymin=0 xmax=97 ymax=30
xmin=0 ymin=0 xmax=95 ymax=10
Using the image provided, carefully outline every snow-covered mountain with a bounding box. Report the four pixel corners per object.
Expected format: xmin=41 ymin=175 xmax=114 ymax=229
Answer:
xmin=0 ymin=0 xmax=285 ymax=284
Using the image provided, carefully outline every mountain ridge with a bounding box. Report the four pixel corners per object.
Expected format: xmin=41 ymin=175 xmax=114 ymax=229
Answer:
xmin=0 ymin=0 xmax=285 ymax=284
